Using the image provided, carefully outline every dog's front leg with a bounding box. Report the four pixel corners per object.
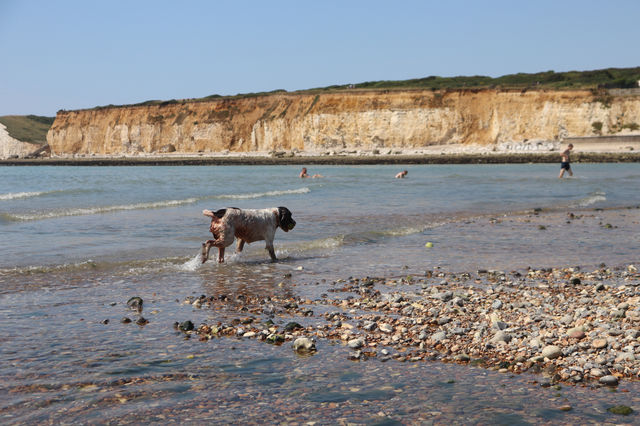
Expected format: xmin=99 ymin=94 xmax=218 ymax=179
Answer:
xmin=201 ymin=240 xmax=215 ymax=264
xmin=217 ymin=247 xmax=225 ymax=263
xmin=266 ymin=243 xmax=277 ymax=262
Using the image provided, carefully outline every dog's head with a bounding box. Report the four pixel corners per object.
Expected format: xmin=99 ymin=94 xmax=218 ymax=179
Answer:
xmin=277 ymin=207 xmax=296 ymax=232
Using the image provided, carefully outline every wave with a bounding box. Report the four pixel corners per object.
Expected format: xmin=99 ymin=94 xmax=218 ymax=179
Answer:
xmin=0 ymin=191 xmax=49 ymax=201
xmin=3 ymin=187 xmax=310 ymax=221
xmin=210 ymin=187 xmax=310 ymax=200
xmin=4 ymin=198 xmax=199 ymax=221
xmin=570 ymin=192 xmax=607 ymax=208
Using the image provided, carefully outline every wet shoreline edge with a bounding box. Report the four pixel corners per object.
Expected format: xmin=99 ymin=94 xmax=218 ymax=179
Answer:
xmin=2 ymin=152 xmax=640 ymax=166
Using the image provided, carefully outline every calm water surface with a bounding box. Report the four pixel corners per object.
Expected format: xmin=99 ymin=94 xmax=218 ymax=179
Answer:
xmin=1 ymin=164 xmax=639 ymax=423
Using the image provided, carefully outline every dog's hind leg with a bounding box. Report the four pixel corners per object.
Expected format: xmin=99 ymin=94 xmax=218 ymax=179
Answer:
xmin=236 ymin=239 xmax=245 ymax=253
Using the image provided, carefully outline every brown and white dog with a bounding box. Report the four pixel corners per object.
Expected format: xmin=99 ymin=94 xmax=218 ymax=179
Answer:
xmin=201 ymin=207 xmax=296 ymax=263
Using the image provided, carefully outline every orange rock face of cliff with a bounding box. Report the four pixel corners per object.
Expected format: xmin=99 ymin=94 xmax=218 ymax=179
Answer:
xmin=47 ymin=89 xmax=640 ymax=155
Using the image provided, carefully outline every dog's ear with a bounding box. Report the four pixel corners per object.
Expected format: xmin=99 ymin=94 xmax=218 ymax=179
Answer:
xmin=213 ymin=209 xmax=227 ymax=219
xmin=277 ymin=207 xmax=295 ymax=231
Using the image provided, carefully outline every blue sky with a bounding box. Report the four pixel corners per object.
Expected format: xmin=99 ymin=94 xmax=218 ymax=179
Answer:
xmin=1 ymin=0 xmax=638 ymax=116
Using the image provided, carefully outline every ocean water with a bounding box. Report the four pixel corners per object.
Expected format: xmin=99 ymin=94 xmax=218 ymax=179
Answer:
xmin=1 ymin=163 xmax=640 ymax=423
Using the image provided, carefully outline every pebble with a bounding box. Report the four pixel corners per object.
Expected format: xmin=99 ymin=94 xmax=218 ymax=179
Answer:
xmin=292 ymin=337 xmax=316 ymax=353
xmin=379 ymin=323 xmax=394 ymax=333
xmin=347 ymin=337 xmax=365 ymax=349
xmin=592 ymin=339 xmax=608 ymax=349
xmin=541 ymin=345 xmax=562 ymax=360
xmin=432 ymin=331 xmax=447 ymax=342
xmin=187 ymin=262 xmax=640 ymax=385
xmin=599 ymin=375 xmax=619 ymax=386
xmin=491 ymin=331 xmax=511 ymax=343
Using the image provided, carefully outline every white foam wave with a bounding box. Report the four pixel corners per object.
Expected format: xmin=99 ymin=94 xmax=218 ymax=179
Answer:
xmin=0 ymin=191 xmax=48 ymax=200
xmin=212 ymin=187 xmax=310 ymax=200
xmin=572 ymin=192 xmax=607 ymax=208
xmin=180 ymin=253 xmax=203 ymax=271
xmin=8 ymin=198 xmax=199 ymax=221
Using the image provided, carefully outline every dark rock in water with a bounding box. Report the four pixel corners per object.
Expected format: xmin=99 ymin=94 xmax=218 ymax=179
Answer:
xmin=179 ymin=320 xmax=194 ymax=331
xmin=570 ymin=277 xmax=581 ymax=285
xmin=101 ymin=319 xmax=109 ymax=325
xmin=266 ymin=334 xmax=285 ymax=344
xmin=121 ymin=317 xmax=132 ymax=324
xmin=284 ymin=322 xmax=303 ymax=332
xmin=136 ymin=317 xmax=149 ymax=326
xmin=127 ymin=296 xmax=143 ymax=312
xmin=607 ymin=405 xmax=633 ymax=415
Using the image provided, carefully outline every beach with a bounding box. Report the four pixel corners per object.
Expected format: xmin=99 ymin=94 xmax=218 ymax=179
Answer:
xmin=1 ymin=163 xmax=639 ymax=423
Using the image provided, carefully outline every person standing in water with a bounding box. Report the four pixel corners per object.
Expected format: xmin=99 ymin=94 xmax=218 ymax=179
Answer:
xmin=395 ymin=170 xmax=408 ymax=179
xmin=558 ymin=143 xmax=574 ymax=178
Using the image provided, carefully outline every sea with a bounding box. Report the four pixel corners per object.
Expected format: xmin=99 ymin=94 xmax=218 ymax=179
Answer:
xmin=1 ymin=163 xmax=639 ymax=423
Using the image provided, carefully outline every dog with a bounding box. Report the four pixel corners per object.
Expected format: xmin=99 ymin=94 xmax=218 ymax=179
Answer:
xmin=201 ymin=207 xmax=296 ymax=263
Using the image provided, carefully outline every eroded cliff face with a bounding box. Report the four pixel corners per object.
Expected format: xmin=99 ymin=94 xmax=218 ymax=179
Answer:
xmin=0 ymin=124 xmax=37 ymax=159
xmin=47 ymin=89 xmax=640 ymax=155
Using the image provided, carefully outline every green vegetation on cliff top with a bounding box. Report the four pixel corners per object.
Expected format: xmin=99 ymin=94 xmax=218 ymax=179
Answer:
xmin=0 ymin=115 xmax=54 ymax=144
xmin=90 ymin=66 xmax=640 ymax=110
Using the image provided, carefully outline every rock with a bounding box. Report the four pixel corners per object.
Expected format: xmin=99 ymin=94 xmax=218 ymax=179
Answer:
xmin=558 ymin=405 xmax=572 ymax=411
xmin=492 ymin=321 xmax=508 ymax=331
xmin=570 ymin=277 xmax=581 ymax=285
xmin=590 ymin=368 xmax=605 ymax=377
xmin=599 ymin=375 xmax=619 ymax=386
xmin=284 ymin=322 xmax=303 ymax=332
xmin=492 ymin=299 xmax=503 ymax=309
xmin=347 ymin=337 xmax=365 ymax=349
xmin=292 ymin=337 xmax=316 ymax=353
xmin=101 ymin=319 xmax=109 ymax=325
xmin=432 ymin=331 xmax=447 ymax=342
xmin=179 ymin=320 xmax=194 ymax=331
xmin=567 ymin=329 xmax=586 ymax=339
xmin=266 ymin=334 xmax=285 ymax=344
xmin=434 ymin=291 xmax=453 ymax=302
xmin=243 ymin=331 xmax=256 ymax=338
xmin=159 ymin=144 xmax=176 ymax=153
xmin=592 ymin=338 xmax=608 ymax=349
xmin=379 ymin=323 xmax=394 ymax=333
xmin=542 ymin=345 xmax=562 ymax=359
xmin=607 ymin=405 xmax=633 ymax=415
xmin=126 ymin=296 xmax=143 ymax=312
xmin=121 ymin=317 xmax=132 ymax=324
xmin=454 ymin=354 xmax=470 ymax=362
xmin=491 ymin=331 xmax=511 ymax=343
xmin=136 ymin=317 xmax=148 ymax=326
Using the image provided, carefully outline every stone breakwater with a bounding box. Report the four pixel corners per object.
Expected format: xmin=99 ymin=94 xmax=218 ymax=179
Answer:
xmin=175 ymin=264 xmax=640 ymax=386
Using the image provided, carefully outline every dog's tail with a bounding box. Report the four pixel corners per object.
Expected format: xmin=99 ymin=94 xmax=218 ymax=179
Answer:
xmin=203 ymin=209 xmax=227 ymax=218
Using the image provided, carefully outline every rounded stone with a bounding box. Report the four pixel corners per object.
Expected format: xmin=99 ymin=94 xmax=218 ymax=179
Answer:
xmin=347 ymin=337 xmax=364 ymax=349
xmin=293 ymin=337 xmax=316 ymax=353
xmin=599 ymin=375 xmax=619 ymax=386
xmin=541 ymin=345 xmax=562 ymax=359
xmin=491 ymin=330 xmax=511 ymax=343
xmin=379 ymin=323 xmax=394 ymax=333
xmin=592 ymin=338 xmax=608 ymax=349
xmin=567 ymin=329 xmax=586 ymax=340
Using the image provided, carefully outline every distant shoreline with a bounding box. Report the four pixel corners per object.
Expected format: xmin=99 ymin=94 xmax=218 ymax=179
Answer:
xmin=1 ymin=152 xmax=640 ymax=166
